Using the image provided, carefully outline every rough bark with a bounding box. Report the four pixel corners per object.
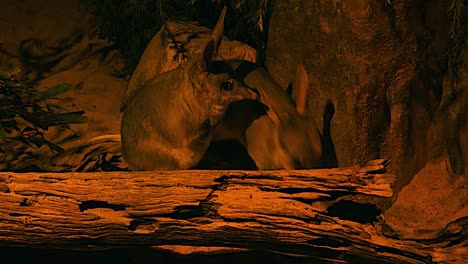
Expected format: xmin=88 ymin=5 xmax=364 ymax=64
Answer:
xmin=0 ymin=160 xmax=465 ymax=263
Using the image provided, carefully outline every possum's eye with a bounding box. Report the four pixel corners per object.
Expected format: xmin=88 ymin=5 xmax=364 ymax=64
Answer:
xmin=220 ymin=80 xmax=233 ymax=91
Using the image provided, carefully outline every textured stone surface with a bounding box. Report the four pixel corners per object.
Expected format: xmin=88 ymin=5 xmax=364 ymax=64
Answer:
xmin=265 ymin=0 xmax=467 ymax=241
xmin=265 ymin=0 xmax=466 ymax=190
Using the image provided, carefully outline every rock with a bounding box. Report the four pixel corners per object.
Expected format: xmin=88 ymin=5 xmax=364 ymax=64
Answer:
xmin=383 ymin=160 xmax=467 ymax=240
xmin=1 ymin=49 xmax=128 ymax=172
xmin=265 ymin=0 xmax=465 ymax=190
xmin=0 ymin=0 xmax=93 ymax=78
xmin=0 ymin=0 xmax=127 ymax=171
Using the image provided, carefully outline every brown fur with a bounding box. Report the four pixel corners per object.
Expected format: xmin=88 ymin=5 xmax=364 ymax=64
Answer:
xmin=245 ymin=64 xmax=323 ymax=169
xmin=120 ymin=7 xmax=258 ymax=170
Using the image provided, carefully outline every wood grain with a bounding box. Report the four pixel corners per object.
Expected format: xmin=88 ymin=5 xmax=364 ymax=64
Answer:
xmin=0 ymin=159 xmax=465 ymax=263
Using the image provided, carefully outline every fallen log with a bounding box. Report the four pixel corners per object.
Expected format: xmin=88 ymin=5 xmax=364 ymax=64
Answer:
xmin=0 ymin=159 xmax=465 ymax=263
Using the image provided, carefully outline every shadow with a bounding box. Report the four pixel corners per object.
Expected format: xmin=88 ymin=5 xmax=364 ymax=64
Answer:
xmin=194 ymin=139 xmax=258 ymax=170
xmin=0 ymin=246 xmax=396 ymax=264
xmin=321 ymin=100 xmax=338 ymax=168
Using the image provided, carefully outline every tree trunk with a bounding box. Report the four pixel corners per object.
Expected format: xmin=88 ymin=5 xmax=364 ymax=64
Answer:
xmin=0 ymin=159 xmax=464 ymax=263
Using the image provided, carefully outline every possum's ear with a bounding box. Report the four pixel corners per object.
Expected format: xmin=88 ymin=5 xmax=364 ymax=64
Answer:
xmin=194 ymin=39 xmax=215 ymax=74
xmin=294 ymin=64 xmax=309 ymax=116
xmin=212 ymin=6 xmax=227 ymax=53
xmin=194 ymin=6 xmax=226 ymax=75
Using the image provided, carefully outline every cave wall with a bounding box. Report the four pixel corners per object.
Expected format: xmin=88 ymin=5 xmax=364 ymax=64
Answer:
xmin=265 ymin=0 xmax=466 ymax=189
